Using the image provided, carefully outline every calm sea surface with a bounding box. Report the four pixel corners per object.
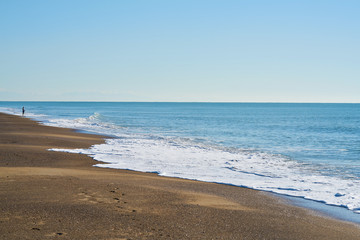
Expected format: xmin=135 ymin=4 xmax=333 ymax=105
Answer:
xmin=1 ymin=102 xmax=360 ymax=214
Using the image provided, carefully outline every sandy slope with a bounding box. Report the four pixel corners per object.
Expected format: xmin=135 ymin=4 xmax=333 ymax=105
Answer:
xmin=0 ymin=113 xmax=359 ymax=239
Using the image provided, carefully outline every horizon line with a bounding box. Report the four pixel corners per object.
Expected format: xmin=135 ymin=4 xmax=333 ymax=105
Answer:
xmin=1 ymin=100 xmax=359 ymax=104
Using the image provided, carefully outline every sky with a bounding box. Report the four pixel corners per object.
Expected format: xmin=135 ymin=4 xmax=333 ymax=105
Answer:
xmin=1 ymin=0 xmax=359 ymax=102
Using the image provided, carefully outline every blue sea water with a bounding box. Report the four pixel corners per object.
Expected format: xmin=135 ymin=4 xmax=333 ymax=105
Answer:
xmin=1 ymin=102 xmax=360 ymax=216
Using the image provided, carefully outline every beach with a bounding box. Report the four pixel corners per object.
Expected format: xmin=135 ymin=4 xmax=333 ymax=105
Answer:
xmin=1 ymin=112 xmax=359 ymax=240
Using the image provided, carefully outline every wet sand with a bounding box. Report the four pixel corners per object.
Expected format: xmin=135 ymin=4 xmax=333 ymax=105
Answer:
xmin=0 ymin=112 xmax=359 ymax=239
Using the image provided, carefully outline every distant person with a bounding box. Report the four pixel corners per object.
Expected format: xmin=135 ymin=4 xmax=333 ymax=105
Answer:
xmin=22 ymin=107 xmax=25 ymax=116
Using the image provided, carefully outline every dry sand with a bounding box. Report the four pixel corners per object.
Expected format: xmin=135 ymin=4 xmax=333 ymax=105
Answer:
xmin=0 ymin=112 xmax=359 ymax=239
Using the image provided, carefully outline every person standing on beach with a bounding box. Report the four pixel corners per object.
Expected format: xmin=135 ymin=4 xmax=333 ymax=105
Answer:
xmin=22 ymin=107 xmax=25 ymax=116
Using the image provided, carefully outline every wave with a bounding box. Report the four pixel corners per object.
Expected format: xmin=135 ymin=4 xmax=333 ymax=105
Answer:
xmin=50 ymin=133 xmax=360 ymax=214
xmin=43 ymin=112 xmax=123 ymax=136
xmin=3 ymin=108 xmax=359 ymax=214
xmin=0 ymin=107 xmax=47 ymax=118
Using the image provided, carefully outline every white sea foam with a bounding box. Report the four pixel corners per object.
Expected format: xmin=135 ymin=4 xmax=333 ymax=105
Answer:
xmin=0 ymin=107 xmax=46 ymax=118
xmin=43 ymin=112 xmax=122 ymax=136
xmin=50 ymin=134 xmax=360 ymax=214
xmin=3 ymin=108 xmax=358 ymax=214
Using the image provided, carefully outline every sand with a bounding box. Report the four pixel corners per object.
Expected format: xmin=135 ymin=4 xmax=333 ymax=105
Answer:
xmin=0 ymin=112 xmax=359 ymax=239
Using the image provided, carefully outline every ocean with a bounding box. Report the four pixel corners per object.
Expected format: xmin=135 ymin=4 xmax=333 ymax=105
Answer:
xmin=1 ymin=102 xmax=360 ymax=217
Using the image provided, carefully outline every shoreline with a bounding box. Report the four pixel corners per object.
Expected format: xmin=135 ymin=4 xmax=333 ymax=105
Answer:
xmin=93 ymin=165 xmax=360 ymax=225
xmin=1 ymin=112 xmax=360 ymax=239
xmin=45 ymin=115 xmax=360 ymax=225
xmin=282 ymin=194 xmax=360 ymax=225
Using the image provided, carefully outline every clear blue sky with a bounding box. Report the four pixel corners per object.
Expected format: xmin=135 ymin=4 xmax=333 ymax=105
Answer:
xmin=1 ymin=0 xmax=359 ymax=102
